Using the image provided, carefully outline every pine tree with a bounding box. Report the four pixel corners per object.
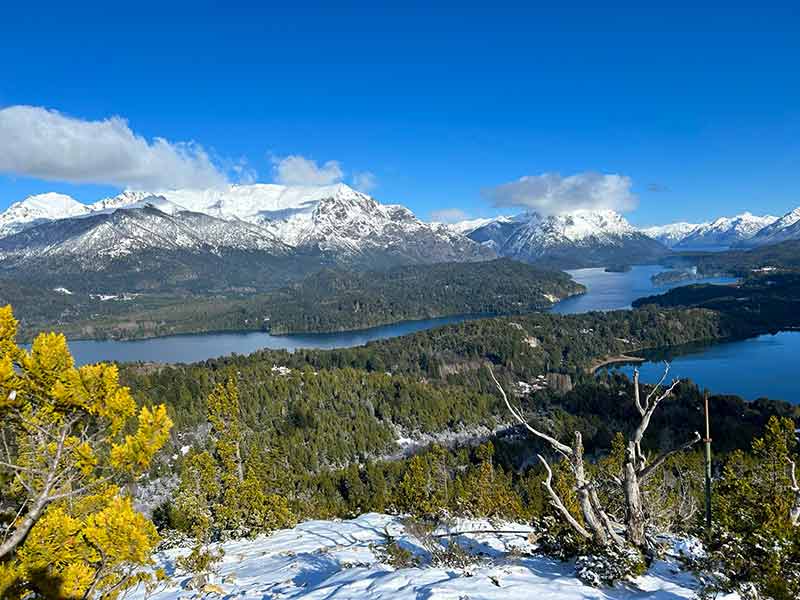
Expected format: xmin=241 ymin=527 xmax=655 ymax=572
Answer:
xmin=701 ymin=417 xmax=800 ymax=600
xmin=172 ymin=378 xmax=295 ymax=541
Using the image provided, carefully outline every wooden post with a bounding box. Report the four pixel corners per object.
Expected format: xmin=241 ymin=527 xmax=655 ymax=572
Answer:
xmin=703 ymin=390 xmax=712 ymax=531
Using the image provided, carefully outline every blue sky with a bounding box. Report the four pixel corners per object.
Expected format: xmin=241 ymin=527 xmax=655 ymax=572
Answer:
xmin=1 ymin=2 xmax=798 ymax=226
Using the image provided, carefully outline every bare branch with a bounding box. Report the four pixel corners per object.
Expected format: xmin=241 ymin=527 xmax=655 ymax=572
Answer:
xmin=48 ymin=475 xmax=115 ymax=501
xmin=632 ymin=377 xmax=680 ymax=447
xmin=488 ymin=365 xmax=573 ymax=456
xmin=589 ymin=486 xmax=624 ymax=546
xmin=790 ymin=458 xmax=799 ymax=492
xmin=0 ymin=460 xmax=43 ymax=475
xmin=639 ymin=432 xmax=702 ymax=481
xmin=644 ymin=362 xmax=671 ymax=407
xmin=538 ymin=454 xmax=592 ymax=540
xmin=633 ymin=370 xmax=645 ymax=415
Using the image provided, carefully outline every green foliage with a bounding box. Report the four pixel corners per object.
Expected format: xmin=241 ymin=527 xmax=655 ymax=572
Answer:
xmin=3 ymin=486 xmax=165 ymax=599
xmin=634 ymin=271 xmax=800 ymax=335
xmin=374 ymin=528 xmax=420 ymax=569
xmin=575 ymin=543 xmax=647 ymax=587
xmin=170 ymin=378 xmax=295 ymax=542
xmin=0 ymin=305 xmax=171 ymax=599
xmin=694 ymin=417 xmax=800 ymax=600
xmin=394 ymin=455 xmax=442 ymax=517
xmin=6 ymin=259 xmax=583 ymax=342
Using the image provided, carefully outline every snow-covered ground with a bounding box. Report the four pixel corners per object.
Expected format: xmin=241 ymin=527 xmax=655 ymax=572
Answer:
xmin=132 ymin=513 xmax=737 ymax=599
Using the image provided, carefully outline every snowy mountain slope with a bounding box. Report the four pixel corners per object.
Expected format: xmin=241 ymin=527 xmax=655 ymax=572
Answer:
xmin=737 ymin=207 xmax=800 ymax=247
xmin=440 ymin=215 xmax=511 ymax=235
xmin=88 ymin=183 xmax=493 ymax=262
xmin=0 ymin=200 xmax=288 ymax=265
xmin=466 ymin=216 xmax=524 ymax=250
xmin=0 ymin=192 xmax=90 ymax=238
xmin=0 ymin=186 xmax=493 ymax=287
xmin=640 ymin=222 xmax=706 ymax=247
xmin=672 ymin=212 xmax=777 ymax=249
xmin=129 ymin=513 xmax=731 ymax=600
xmin=468 ymin=210 xmax=668 ymax=267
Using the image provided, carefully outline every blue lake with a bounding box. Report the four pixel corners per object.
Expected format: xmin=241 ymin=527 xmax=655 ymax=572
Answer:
xmin=550 ymin=265 xmax=738 ymax=314
xmin=63 ymin=314 xmax=483 ymax=365
xmin=602 ymin=332 xmax=800 ymax=404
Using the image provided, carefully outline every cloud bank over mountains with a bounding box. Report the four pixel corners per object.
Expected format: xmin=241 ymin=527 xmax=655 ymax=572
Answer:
xmin=1 ymin=106 xmax=637 ymax=224
xmin=482 ymin=172 xmax=638 ymax=216
xmin=0 ymin=106 xmax=377 ymax=196
xmin=271 ymin=155 xmax=344 ymax=186
xmin=0 ymin=105 xmax=227 ymax=190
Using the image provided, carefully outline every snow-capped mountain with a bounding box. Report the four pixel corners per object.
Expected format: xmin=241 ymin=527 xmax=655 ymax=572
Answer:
xmin=463 ymin=216 xmax=522 ymax=250
xmin=640 ymin=222 xmax=706 ymax=248
xmin=467 ymin=210 xmax=668 ymax=268
xmin=0 ymin=192 xmax=90 ymax=238
xmin=737 ymin=207 xmax=800 ymax=247
xmin=670 ymin=212 xmax=778 ymax=249
xmin=0 ymin=199 xmax=287 ymax=263
xmin=0 ymin=185 xmax=493 ymax=284
xmin=83 ymin=183 xmax=492 ymax=263
xmin=440 ymin=216 xmax=508 ymax=235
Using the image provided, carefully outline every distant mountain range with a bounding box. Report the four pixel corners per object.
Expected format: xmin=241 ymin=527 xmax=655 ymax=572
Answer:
xmin=451 ymin=210 xmax=668 ymax=268
xmin=451 ymin=206 xmax=800 ymax=260
xmin=0 ymin=184 xmax=492 ymax=291
xmin=641 ymin=212 xmax=779 ymax=249
xmin=3 ymin=184 xmax=800 ymax=291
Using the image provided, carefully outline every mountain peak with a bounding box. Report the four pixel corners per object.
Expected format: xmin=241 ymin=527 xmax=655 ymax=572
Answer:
xmin=643 ymin=211 xmax=779 ymax=249
xmin=0 ymin=184 xmax=493 ymax=272
xmin=466 ymin=208 xmax=665 ymax=268
xmin=0 ymin=192 xmax=90 ymax=237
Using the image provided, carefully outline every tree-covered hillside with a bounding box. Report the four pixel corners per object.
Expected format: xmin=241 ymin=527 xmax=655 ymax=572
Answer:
xmin=662 ymin=240 xmax=800 ymax=275
xmin=3 ymin=259 xmax=584 ymax=341
xmin=634 ymin=271 xmax=800 ymax=332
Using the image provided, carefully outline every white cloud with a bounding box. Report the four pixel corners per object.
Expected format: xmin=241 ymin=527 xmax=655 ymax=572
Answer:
xmin=0 ymin=105 xmax=226 ymax=189
xmin=231 ymin=158 xmax=258 ymax=185
xmin=430 ymin=208 xmax=470 ymax=223
xmin=352 ymin=171 xmax=377 ymax=193
xmin=482 ymin=172 xmax=638 ymax=215
xmin=272 ymin=155 xmax=343 ymax=186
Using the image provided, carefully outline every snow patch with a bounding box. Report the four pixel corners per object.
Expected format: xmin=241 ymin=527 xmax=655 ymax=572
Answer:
xmin=129 ymin=513 xmax=734 ymax=599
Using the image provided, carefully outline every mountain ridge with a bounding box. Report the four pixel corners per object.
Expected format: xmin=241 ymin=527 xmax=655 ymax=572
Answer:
xmin=463 ymin=209 xmax=668 ymax=268
xmin=0 ymin=185 xmax=494 ymax=291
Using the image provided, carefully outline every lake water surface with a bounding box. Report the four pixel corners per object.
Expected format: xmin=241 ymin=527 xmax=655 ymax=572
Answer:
xmin=602 ymin=332 xmax=800 ymax=404
xmin=63 ymin=314 xmax=482 ymax=365
xmin=550 ymin=265 xmax=738 ymax=314
xmin=64 ymin=265 xmax=735 ymax=365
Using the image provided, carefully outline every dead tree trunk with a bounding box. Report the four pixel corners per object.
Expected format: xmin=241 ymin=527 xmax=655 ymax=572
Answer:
xmin=489 ymin=367 xmax=617 ymax=547
xmin=789 ymin=459 xmax=800 ymax=526
xmin=622 ymin=368 xmax=701 ymax=548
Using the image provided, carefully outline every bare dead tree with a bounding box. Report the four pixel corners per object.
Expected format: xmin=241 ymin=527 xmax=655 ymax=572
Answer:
xmin=489 ymin=363 xmax=700 ymax=550
xmin=489 ymin=367 xmax=618 ymax=547
xmin=624 ymin=368 xmax=701 ymax=547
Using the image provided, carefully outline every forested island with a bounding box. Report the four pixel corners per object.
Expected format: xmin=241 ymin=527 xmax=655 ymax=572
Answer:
xmin=0 ymin=259 xmax=584 ymax=341
xmin=635 ymin=270 xmax=800 ymax=332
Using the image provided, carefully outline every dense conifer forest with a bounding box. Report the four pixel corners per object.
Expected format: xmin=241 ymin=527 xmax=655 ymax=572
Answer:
xmin=1 ymin=259 xmax=582 ymax=341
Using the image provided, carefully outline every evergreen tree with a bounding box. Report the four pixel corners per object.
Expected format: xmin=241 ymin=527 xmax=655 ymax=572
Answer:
xmin=171 ymin=378 xmax=295 ymax=541
xmin=700 ymin=417 xmax=800 ymax=600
